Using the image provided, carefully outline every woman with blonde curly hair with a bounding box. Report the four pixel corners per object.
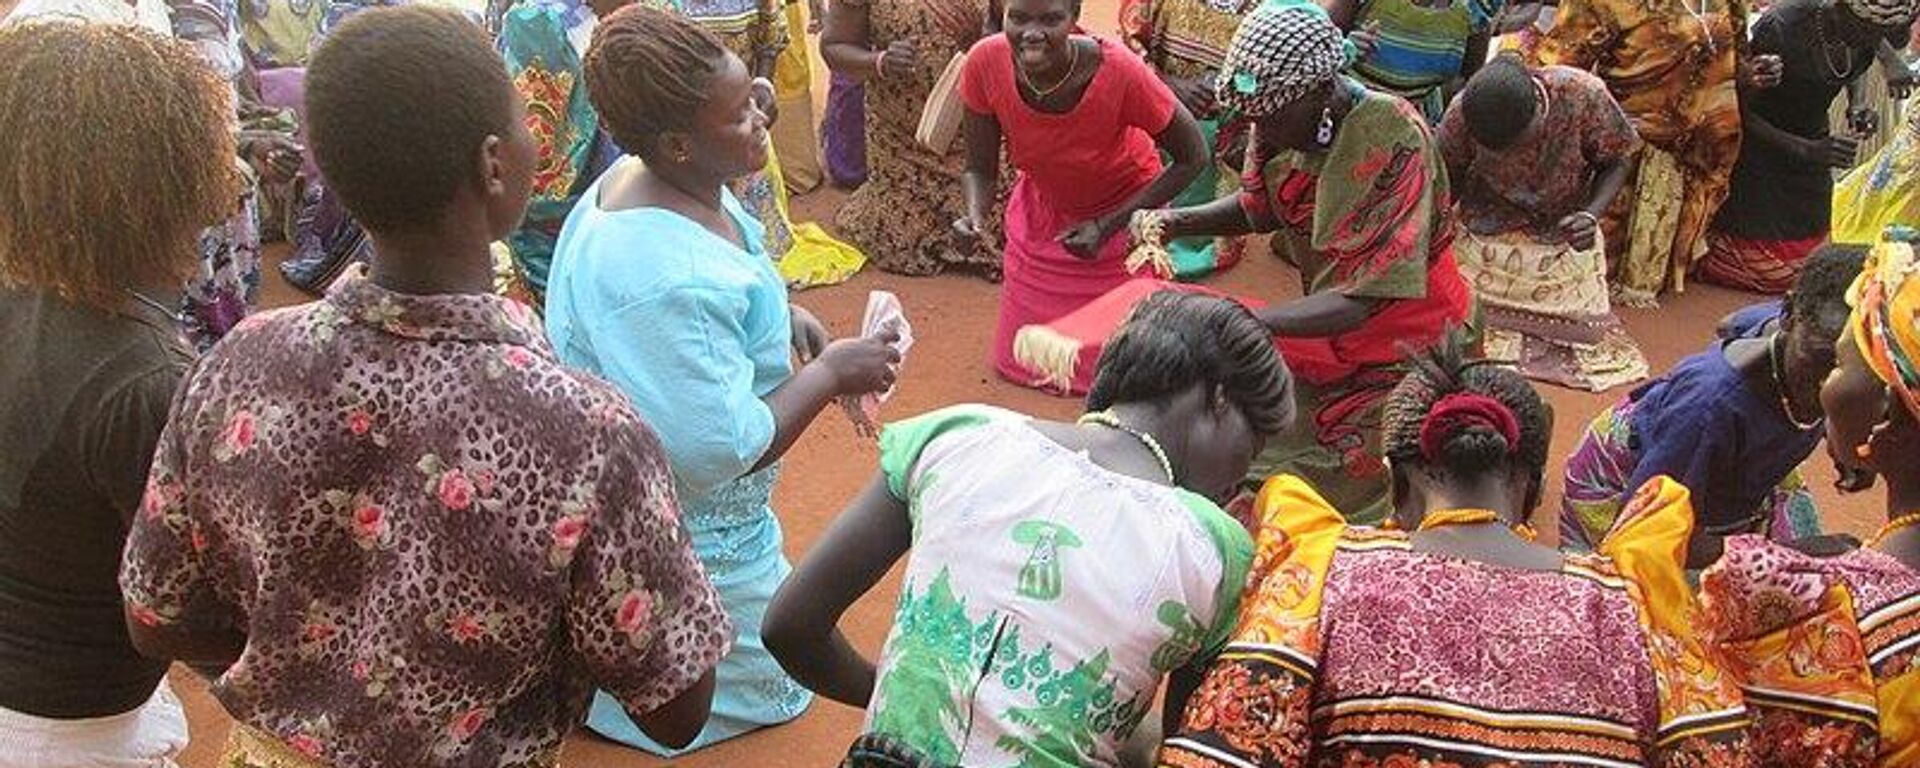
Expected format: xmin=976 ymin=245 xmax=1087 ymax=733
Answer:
xmin=0 ymin=20 xmax=236 ymax=765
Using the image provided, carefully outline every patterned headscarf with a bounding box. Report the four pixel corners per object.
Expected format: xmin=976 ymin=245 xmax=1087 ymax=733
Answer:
xmin=1849 ymin=232 xmax=1920 ymax=420
xmin=1215 ymin=0 xmax=1347 ymax=118
xmin=1840 ymin=0 xmax=1913 ymax=29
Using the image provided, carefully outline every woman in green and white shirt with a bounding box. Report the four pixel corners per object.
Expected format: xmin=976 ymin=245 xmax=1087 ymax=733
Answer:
xmin=765 ymin=292 xmax=1295 ymax=767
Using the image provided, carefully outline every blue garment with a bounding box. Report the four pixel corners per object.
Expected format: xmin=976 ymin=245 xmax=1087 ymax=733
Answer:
xmin=1622 ymin=303 xmax=1823 ymax=532
xmin=544 ymin=160 xmax=811 ymax=755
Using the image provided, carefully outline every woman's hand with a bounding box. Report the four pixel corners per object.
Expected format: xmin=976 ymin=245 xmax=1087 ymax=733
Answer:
xmin=239 ymin=131 xmax=303 ymax=184
xmin=1555 ymin=211 xmax=1600 ymax=250
xmin=808 ymin=0 xmax=825 ymax=33
xmin=1741 ymin=54 xmax=1785 ymax=90
xmin=877 ymin=38 xmax=919 ymax=80
xmin=816 ymin=331 xmax=902 ymax=396
xmin=790 ymin=306 xmax=831 ymax=363
xmin=1059 ymin=217 xmax=1117 ymax=259
xmin=1163 ymin=72 xmax=1217 ymax=117
xmin=752 ymin=76 xmax=780 ymax=127
xmin=952 ymin=214 xmax=988 ymax=251
xmin=1800 ymin=134 xmax=1860 ymax=168
xmin=1347 ymin=21 xmax=1382 ymax=64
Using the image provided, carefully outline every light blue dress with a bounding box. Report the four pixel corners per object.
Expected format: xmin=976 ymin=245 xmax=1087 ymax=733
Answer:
xmin=543 ymin=158 xmax=812 ymax=755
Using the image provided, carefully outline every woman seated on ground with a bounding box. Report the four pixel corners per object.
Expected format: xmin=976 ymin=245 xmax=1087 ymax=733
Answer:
xmin=1441 ymin=53 xmax=1648 ymax=392
xmin=764 ymin=292 xmax=1294 ymax=768
xmin=1700 ymin=0 xmax=1914 ymax=295
xmin=1700 ymin=234 xmax=1920 ymax=766
xmin=957 ymin=0 xmax=1208 ymax=393
xmin=1134 ymin=0 xmax=1473 ymax=523
xmin=1159 ymin=341 xmax=1754 ymax=767
xmin=543 ymin=7 xmax=903 ymax=757
xmin=1562 ymin=244 xmax=1867 ymax=564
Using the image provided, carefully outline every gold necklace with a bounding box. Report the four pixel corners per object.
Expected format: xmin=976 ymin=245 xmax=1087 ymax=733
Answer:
xmin=1019 ymin=38 xmax=1081 ymax=100
xmin=1872 ymin=512 xmax=1920 ymax=546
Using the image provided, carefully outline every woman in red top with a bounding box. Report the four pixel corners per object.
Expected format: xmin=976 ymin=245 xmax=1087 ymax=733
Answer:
xmin=956 ymin=0 xmax=1207 ymax=392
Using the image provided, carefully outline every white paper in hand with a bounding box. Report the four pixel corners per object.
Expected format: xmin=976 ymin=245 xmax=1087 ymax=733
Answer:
xmin=842 ymin=291 xmax=913 ymax=438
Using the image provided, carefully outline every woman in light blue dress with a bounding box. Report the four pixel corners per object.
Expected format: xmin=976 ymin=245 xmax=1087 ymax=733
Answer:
xmin=542 ymin=6 xmax=901 ymax=756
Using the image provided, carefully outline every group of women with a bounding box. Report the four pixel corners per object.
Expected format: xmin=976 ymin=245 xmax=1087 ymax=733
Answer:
xmin=6 ymin=0 xmax=1920 ymax=762
xmin=554 ymin=2 xmax=1920 ymax=765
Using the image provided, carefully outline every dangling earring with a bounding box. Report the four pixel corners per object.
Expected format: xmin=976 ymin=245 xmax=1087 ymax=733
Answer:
xmin=1315 ymin=107 xmax=1335 ymax=146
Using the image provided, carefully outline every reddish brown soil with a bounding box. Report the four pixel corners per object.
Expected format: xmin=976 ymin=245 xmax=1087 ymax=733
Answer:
xmin=171 ymin=2 xmax=1884 ymax=764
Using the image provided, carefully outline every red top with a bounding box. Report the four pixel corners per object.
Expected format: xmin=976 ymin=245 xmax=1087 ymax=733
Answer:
xmin=959 ymin=34 xmax=1177 ymax=220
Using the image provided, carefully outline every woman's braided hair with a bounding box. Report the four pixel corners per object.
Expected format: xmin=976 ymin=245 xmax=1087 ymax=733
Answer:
xmin=1381 ymin=337 xmax=1551 ymax=500
xmin=0 ymin=22 xmax=237 ymax=310
xmin=1087 ymin=291 xmax=1295 ymax=436
xmin=583 ymin=4 xmax=730 ymax=156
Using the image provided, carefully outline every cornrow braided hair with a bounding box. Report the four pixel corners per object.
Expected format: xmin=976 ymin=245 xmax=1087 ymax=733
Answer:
xmin=0 ymin=21 xmax=237 ymax=311
xmin=1087 ymin=291 xmax=1295 ymax=436
xmin=583 ymin=4 xmax=731 ymax=156
xmin=1381 ymin=336 xmax=1552 ymax=500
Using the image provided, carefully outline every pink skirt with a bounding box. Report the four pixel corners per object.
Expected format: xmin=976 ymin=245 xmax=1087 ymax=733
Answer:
xmin=992 ymin=175 xmax=1138 ymax=393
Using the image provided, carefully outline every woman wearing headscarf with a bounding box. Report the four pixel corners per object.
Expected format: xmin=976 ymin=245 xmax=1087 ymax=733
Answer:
xmin=1133 ymin=0 xmax=1473 ymax=524
xmin=1701 ymin=0 xmax=1916 ymax=295
xmin=1700 ymin=232 xmax=1920 ymax=766
xmin=1532 ymin=0 xmax=1782 ymax=306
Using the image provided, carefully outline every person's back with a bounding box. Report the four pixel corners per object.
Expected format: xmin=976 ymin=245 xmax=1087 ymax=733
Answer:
xmin=116 ymin=8 xmax=731 ymax=766
xmin=0 ymin=21 xmax=238 ymax=766
xmin=0 ymin=291 xmax=186 ymax=719
xmin=1161 ymin=344 xmax=1752 ymax=766
xmin=766 ymin=292 xmax=1295 ymax=767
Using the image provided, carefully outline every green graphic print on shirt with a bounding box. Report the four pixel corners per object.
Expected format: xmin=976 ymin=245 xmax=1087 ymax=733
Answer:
xmin=868 ymin=568 xmax=1149 ymax=767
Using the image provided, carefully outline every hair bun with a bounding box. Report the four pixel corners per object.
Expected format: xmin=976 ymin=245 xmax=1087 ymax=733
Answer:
xmin=1417 ymin=392 xmax=1520 ymax=465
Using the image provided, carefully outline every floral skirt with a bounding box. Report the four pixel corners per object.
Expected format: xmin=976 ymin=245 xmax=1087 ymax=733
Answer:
xmin=1457 ymin=227 xmax=1648 ymax=392
xmin=1560 ymin=396 xmax=1820 ymax=552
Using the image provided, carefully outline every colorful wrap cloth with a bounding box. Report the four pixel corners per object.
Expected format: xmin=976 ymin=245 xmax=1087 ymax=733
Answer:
xmin=1850 ymin=236 xmax=1920 ymax=421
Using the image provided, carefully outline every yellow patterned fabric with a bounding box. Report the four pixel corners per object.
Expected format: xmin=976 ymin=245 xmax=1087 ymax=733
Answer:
xmin=769 ymin=0 xmax=822 ymax=194
xmin=1597 ymin=477 xmax=1753 ymax=750
xmin=1850 ymin=239 xmax=1920 ymax=420
xmin=1833 ymin=121 xmax=1920 ymax=246
xmin=1160 ymin=474 xmax=1753 ymax=767
xmin=222 ymin=725 xmax=335 ymax=768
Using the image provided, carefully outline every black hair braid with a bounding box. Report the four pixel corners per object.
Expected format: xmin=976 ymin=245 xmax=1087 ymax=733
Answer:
xmin=1381 ymin=336 xmax=1551 ymax=489
xmin=1086 ymin=292 xmax=1295 ymax=435
xmin=583 ymin=5 xmax=730 ymax=156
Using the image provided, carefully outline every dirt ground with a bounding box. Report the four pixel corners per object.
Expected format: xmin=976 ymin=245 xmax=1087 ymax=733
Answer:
xmin=170 ymin=1 xmax=1887 ymax=764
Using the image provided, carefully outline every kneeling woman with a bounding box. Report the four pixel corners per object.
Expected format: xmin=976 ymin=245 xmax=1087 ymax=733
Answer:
xmin=958 ymin=0 xmax=1208 ymax=393
xmin=1159 ymin=343 xmax=1753 ymax=767
xmin=1701 ymin=236 xmax=1920 ymax=766
xmin=543 ymin=8 xmax=903 ymax=756
xmin=1135 ymin=1 xmax=1473 ymax=523
xmin=764 ymin=293 xmax=1294 ymax=767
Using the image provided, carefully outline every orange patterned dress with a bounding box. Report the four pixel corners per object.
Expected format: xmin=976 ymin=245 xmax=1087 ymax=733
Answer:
xmin=1531 ymin=0 xmax=1747 ymax=306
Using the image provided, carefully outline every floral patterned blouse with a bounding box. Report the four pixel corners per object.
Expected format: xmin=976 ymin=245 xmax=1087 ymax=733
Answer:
xmin=1160 ymin=475 xmax=1755 ymax=768
xmin=118 ymin=276 xmax=732 ymax=768
xmin=1701 ymin=536 xmax=1920 ymax=766
xmin=1438 ymin=65 xmax=1641 ymax=238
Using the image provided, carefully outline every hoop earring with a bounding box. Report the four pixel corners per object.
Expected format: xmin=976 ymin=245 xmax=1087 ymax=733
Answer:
xmin=1315 ymin=107 xmax=1335 ymax=146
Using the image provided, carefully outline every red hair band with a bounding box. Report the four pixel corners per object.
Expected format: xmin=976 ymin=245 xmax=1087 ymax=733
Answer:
xmin=1418 ymin=392 xmax=1520 ymax=465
